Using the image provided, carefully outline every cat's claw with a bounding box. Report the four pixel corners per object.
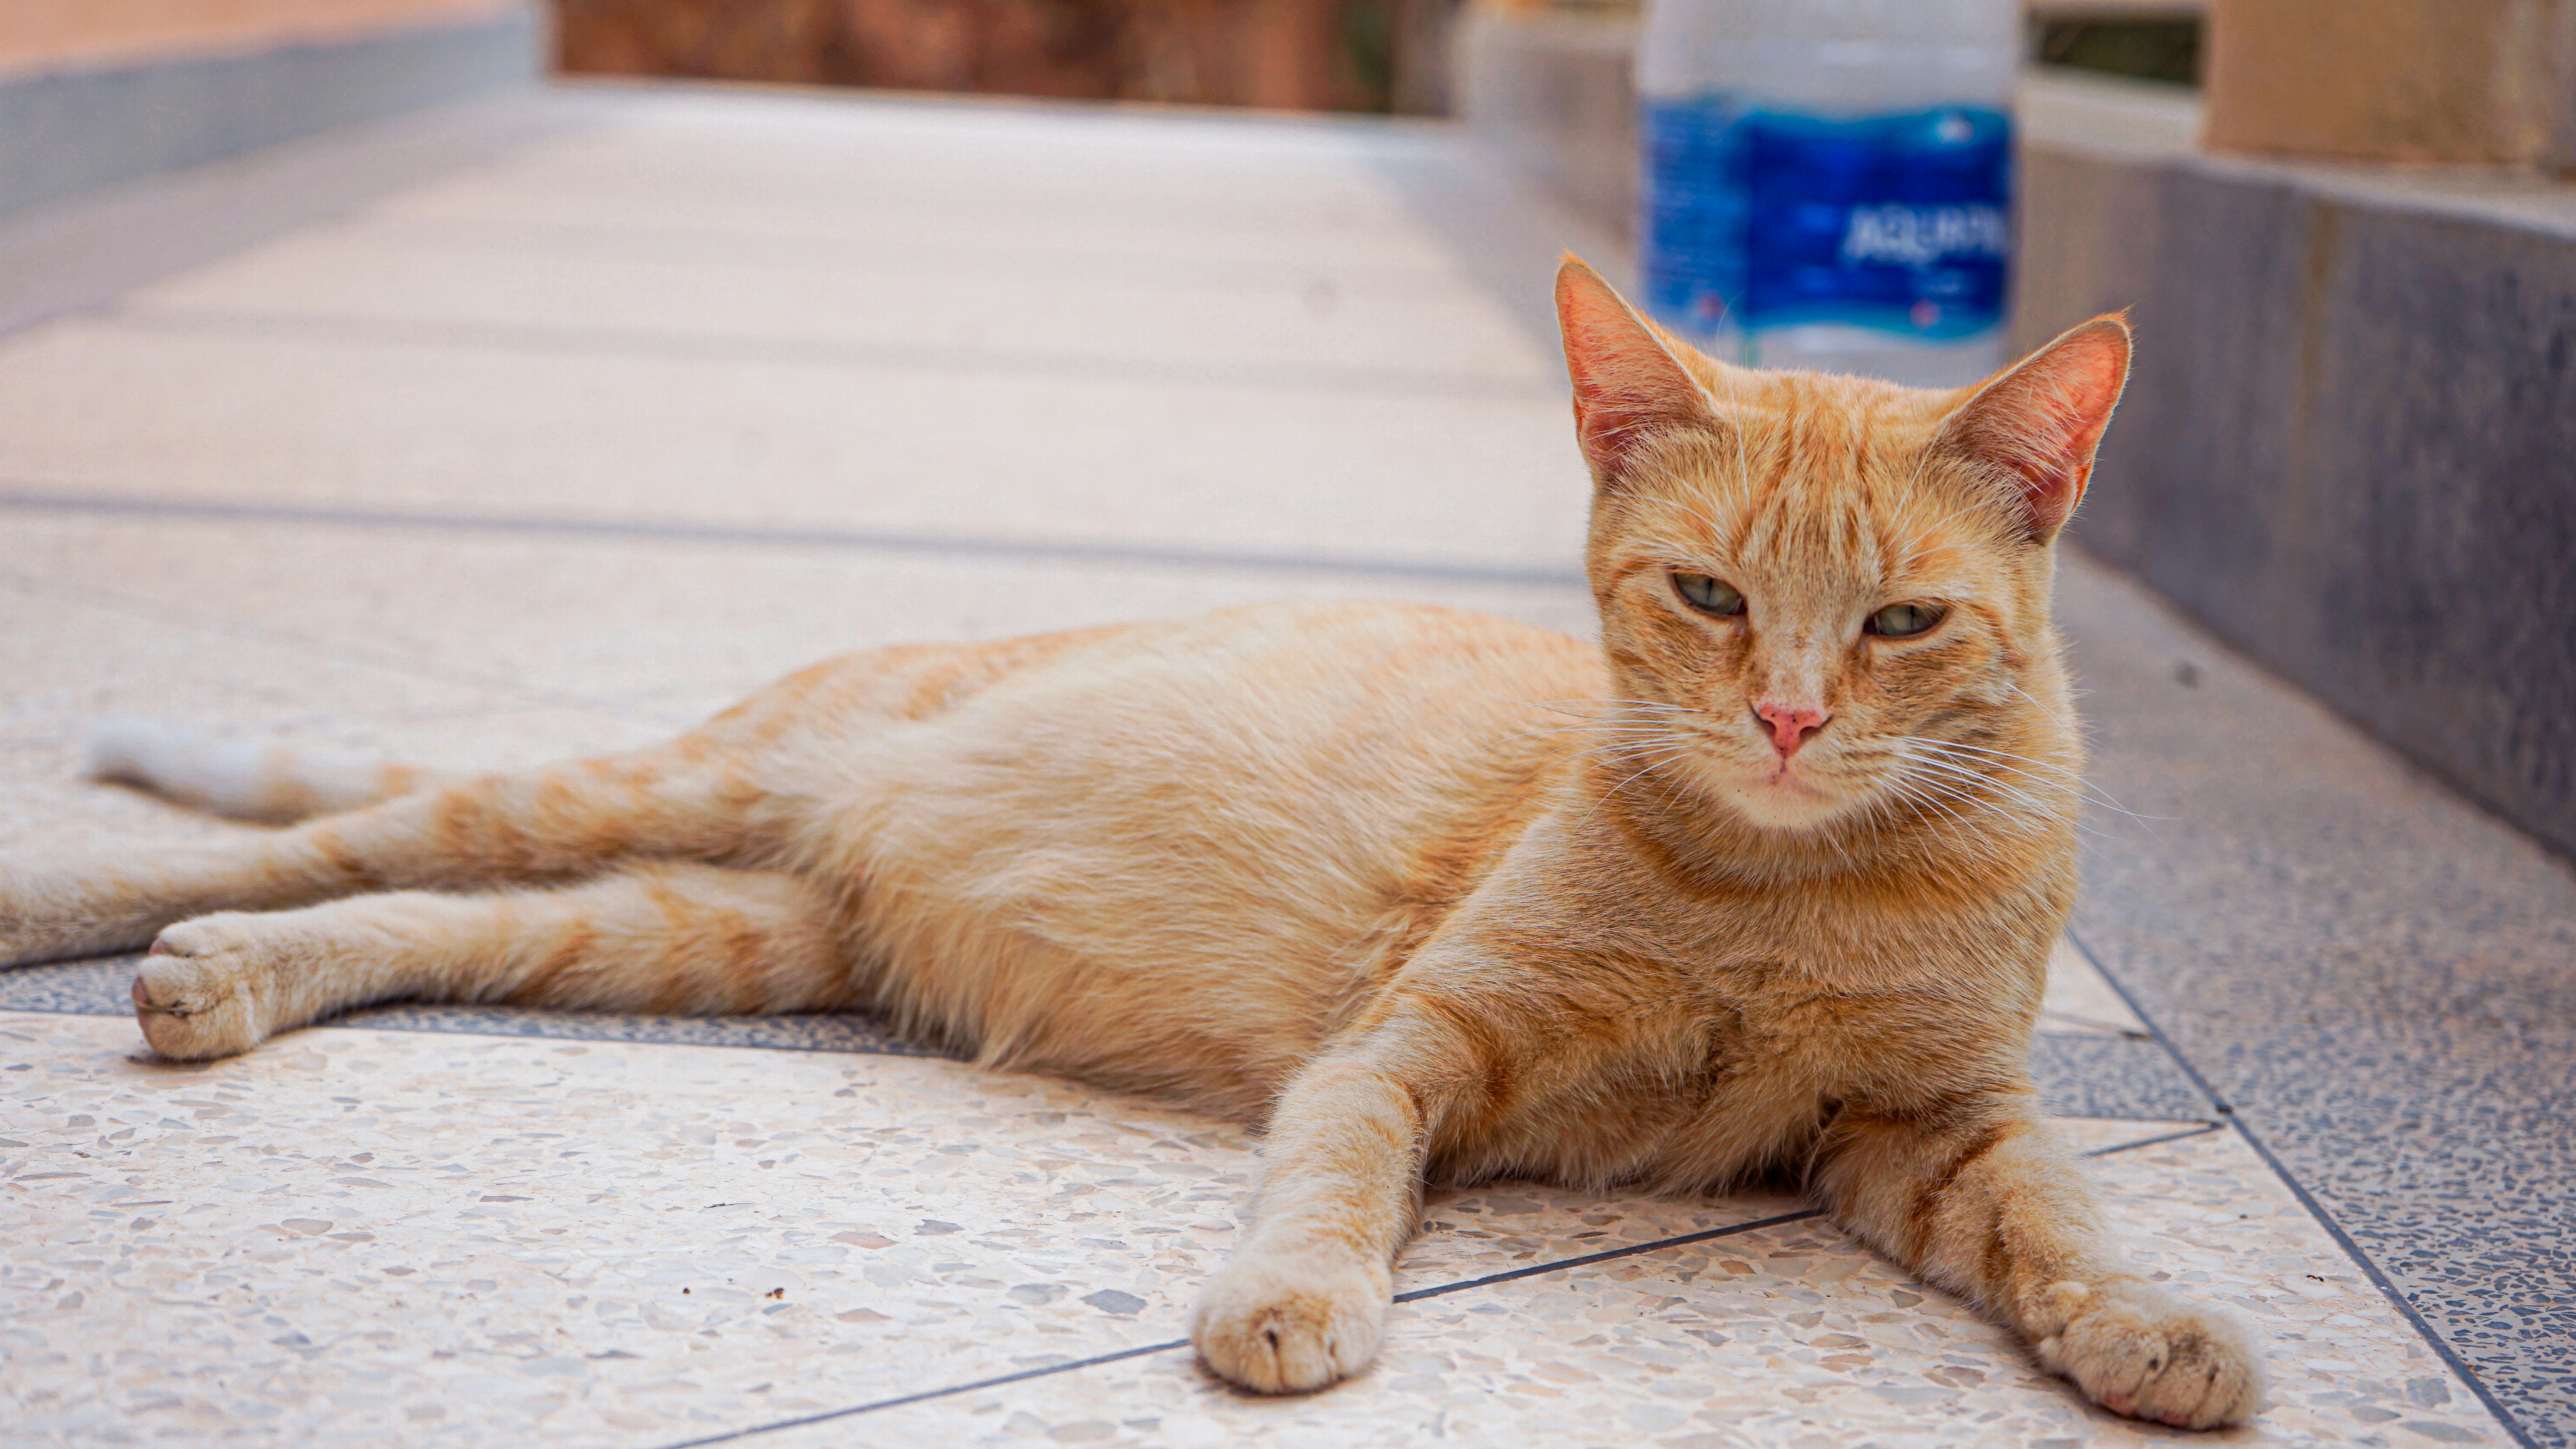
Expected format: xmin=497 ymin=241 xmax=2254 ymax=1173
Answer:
xmin=2038 ymin=1280 xmax=2264 ymax=1430
xmin=1191 ymin=1253 xmax=1388 ymax=1394
xmin=133 ymin=916 xmax=279 ymax=1061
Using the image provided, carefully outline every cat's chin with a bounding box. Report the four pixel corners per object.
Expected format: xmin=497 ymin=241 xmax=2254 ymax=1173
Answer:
xmin=1713 ymin=767 xmax=1860 ymax=833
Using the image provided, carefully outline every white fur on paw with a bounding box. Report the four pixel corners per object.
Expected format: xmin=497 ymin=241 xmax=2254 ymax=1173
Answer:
xmin=133 ymin=916 xmax=280 ymax=1061
xmin=2038 ymin=1280 xmax=2265 ymax=1430
xmin=1191 ymin=1251 xmax=1388 ymax=1393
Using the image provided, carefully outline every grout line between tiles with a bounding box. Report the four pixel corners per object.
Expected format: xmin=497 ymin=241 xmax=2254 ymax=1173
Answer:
xmin=653 ymin=1339 xmax=1191 ymax=1449
xmin=100 ymin=305 xmax=1567 ymax=404
xmin=2066 ymin=1120 xmax=2226 ymax=1156
xmin=1389 ymin=1207 xmax=1827 ymax=1308
xmin=0 ymin=487 xmax=1590 ymax=590
xmin=2063 ymin=927 xmax=2538 ymax=1449
xmin=650 ymin=1125 xmax=2223 ymax=1449
xmin=317 ymin=215 xmax=1484 ymax=297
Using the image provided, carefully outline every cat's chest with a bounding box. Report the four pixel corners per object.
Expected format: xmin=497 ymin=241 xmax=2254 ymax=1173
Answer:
xmin=1648 ymin=897 xmax=2036 ymax=1092
xmin=1448 ymin=995 xmax=1891 ymax=1191
xmin=1610 ymin=980 xmax=2005 ymax=1158
xmin=1646 ymin=984 xmax=1918 ymax=1116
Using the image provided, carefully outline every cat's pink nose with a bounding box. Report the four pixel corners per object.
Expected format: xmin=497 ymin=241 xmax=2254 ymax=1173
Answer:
xmin=1755 ymin=702 xmax=1829 ymax=757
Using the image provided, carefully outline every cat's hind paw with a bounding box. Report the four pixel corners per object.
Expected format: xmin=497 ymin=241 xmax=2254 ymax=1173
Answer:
xmin=1191 ymin=1252 xmax=1388 ymax=1394
xmin=2038 ymin=1279 xmax=2265 ymax=1429
xmin=133 ymin=916 xmax=283 ymax=1061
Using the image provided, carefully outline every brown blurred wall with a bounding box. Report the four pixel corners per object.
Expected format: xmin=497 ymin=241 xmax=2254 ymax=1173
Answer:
xmin=2203 ymin=0 xmax=2576 ymax=168
xmin=554 ymin=0 xmax=1458 ymax=113
xmin=0 ymin=0 xmax=517 ymax=76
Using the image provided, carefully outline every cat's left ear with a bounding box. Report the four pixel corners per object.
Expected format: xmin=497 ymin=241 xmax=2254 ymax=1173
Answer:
xmin=1935 ymin=315 xmax=2132 ymax=543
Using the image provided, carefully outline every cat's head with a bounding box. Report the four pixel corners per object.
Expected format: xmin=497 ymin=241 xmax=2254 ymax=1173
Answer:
xmin=1553 ymin=258 xmax=2127 ymax=855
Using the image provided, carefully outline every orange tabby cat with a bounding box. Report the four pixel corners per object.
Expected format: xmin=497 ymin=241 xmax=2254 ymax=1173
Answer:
xmin=0 ymin=259 xmax=2259 ymax=1428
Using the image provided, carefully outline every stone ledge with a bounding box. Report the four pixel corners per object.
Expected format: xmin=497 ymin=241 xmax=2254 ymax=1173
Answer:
xmin=2021 ymin=81 xmax=2576 ymax=859
xmin=0 ymin=1 xmax=544 ymax=223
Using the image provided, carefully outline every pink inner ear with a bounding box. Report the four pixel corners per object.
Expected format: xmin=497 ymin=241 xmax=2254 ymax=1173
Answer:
xmin=1555 ymin=261 xmax=1711 ymax=481
xmin=1951 ymin=318 xmax=2131 ymax=540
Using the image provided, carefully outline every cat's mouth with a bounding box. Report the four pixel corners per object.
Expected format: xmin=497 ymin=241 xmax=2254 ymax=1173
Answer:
xmin=1756 ymin=759 xmax=1837 ymax=803
xmin=1710 ymin=755 xmax=1853 ymax=830
xmin=1763 ymin=760 xmax=1824 ymax=790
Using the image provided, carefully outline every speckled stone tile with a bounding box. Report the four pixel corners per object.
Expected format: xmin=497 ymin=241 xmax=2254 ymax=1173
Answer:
xmin=2040 ymin=936 xmax=2149 ymax=1038
xmin=2058 ymin=559 xmax=2576 ymax=1442
xmin=2026 ymin=1035 xmax=2209 ymax=1123
xmin=0 ymin=1012 xmax=2505 ymax=1448
xmin=0 ymin=958 xmax=169 ymax=1016
xmin=0 ymin=1010 xmax=1263 ymax=1446
xmin=714 ymin=1120 xmax=2516 ymax=1449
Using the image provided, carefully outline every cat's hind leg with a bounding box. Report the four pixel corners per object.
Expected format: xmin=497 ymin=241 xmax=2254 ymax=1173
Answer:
xmin=86 ymin=719 xmax=463 ymax=824
xmin=3 ymin=737 xmax=774 ymax=968
xmin=132 ymin=862 xmax=851 ymax=1060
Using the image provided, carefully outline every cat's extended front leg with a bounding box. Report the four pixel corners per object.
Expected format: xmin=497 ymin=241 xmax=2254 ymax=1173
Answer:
xmin=1817 ymin=1097 xmax=2263 ymax=1429
xmin=1191 ymin=1014 xmax=1464 ymax=1393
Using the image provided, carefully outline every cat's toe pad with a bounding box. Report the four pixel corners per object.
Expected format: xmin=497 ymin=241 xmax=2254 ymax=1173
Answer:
xmin=1191 ymin=1253 xmax=1387 ymax=1394
xmin=133 ymin=916 xmax=280 ymax=1061
xmin=2039 ymin=1279 xmax=2264 ymax=1430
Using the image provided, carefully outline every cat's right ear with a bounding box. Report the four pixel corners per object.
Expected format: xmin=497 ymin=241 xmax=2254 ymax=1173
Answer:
xmin=1555 ymin=256 xmax=1717 ymax=489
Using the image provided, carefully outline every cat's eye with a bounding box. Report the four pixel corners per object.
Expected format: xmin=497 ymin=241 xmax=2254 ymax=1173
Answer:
xmin=1867 ymin=602 xmax=1946 ymax=638
xmin=1673 ymin=573 xmax=1745 ymax=618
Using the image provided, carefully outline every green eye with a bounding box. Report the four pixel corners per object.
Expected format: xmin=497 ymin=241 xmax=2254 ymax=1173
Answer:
xmin=1674 ymin=573 xmax=1745 ymax=618
xmin=1868 ymin=602 xmax=1945 ymax=638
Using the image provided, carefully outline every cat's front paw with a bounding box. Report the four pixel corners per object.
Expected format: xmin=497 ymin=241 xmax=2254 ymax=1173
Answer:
xmin=1191 ymin=1250 xmax=1388 ymax=1394
xmin=133 ymin=915 xmax=283 ymax=1061
xmin=2038 ymin=1279 xmax=2264 ymax=1429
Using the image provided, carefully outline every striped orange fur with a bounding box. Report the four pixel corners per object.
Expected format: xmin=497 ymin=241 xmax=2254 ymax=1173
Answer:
xmin=0 ymin=258 xmax=2258 ymax=1428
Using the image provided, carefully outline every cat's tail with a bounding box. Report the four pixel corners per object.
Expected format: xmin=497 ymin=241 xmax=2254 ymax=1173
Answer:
xmin=83 ymin=719 xmax=460 ymax=824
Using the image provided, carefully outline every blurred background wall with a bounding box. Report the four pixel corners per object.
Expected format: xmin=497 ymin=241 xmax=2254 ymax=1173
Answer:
xmin=552 ymin=0 xmax=1466 ymax=114
xmin=545 ymin=0 xmax=2221 ymax=121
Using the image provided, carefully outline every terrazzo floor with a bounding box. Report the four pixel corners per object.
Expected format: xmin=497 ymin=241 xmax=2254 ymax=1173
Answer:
xmin=0 ymin=1014 xmax=2509 ymax=1448
xmin=0 ymin=81 xmax=2564 ymax=1446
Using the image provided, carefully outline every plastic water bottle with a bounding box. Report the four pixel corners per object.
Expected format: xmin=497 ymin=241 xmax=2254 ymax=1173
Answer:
xmin=1636 ymin=0 xmax=2021 ymax=386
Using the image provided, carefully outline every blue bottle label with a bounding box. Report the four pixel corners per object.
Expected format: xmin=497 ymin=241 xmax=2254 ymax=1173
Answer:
xmin=1640 ymin=99 xmax=2014 ymax=343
